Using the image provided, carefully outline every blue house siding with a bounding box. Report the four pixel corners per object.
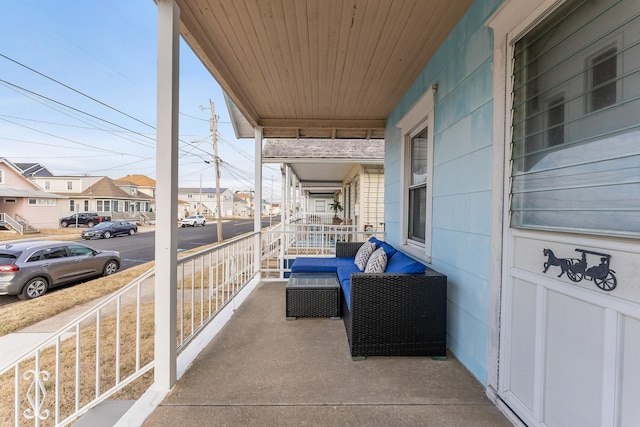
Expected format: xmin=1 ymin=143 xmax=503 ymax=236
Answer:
xmin=384 ymin=0 xmax=501 ymax=385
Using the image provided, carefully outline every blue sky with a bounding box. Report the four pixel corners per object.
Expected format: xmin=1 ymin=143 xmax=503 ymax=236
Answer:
xmin=0 ymin=1 xmax=280 ymax=198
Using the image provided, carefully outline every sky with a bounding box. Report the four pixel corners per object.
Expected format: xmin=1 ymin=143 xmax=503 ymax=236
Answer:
xmin=0 ymin=1 xmax=281 ymax=200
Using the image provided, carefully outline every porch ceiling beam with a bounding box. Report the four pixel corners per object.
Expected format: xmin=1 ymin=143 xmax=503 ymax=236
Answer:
xmin=262 ymin=158 xmax=383 ymax=164
xmin=259 ymin=119 xmax=386 ymax=130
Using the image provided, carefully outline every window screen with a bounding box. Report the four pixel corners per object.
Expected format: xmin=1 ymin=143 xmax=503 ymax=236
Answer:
xmin=510 ymin=0 xmax=640 ymax=236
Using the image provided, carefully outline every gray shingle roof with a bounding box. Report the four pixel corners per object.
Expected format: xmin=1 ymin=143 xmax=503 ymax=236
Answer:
xmin=262 ymin=139 xmax=383 ymax=160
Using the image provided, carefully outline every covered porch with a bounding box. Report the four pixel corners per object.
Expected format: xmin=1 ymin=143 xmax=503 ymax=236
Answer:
xmin=141 ymin=279 xmax=510 ymax=427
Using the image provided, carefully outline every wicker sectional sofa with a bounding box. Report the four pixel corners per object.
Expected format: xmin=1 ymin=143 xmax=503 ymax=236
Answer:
xmin=290 ymin=238 xmax=447 ymax=358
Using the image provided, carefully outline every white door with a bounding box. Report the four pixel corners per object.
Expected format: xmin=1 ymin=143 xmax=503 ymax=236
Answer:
xmin=497 ymin=0 xmax=640 ymax=425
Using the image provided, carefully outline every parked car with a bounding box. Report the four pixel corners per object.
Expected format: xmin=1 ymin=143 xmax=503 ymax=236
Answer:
xmin=180 ymin=215 xmax=206 ymax=227
xmin=60 ymin=212 xmax=111 ymax=228
xmin=0 ymin=240 xmax=120 ymax=300
xmin=81 ymin=221 xmax=138 ymax=239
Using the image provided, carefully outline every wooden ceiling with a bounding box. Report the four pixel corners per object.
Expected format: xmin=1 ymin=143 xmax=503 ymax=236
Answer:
xmin=174 ymin=0 xmax=474 ymax=139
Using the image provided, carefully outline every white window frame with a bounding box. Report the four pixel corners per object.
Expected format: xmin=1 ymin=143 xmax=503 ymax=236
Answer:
xmin=0 ymin=169 xmax=4 ymax=184
xmin=67 ymin=181 xmax=73 ymax=190
xmin=396 ymin=86 xmax=436 ymax=261
xmin=44 ymin=180 xmax=51 ymax=190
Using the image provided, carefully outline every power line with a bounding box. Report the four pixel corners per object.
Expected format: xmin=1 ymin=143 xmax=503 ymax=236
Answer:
xmin=0 ymin=52 xmax=155 ymax=129
xmin=0 ymin=79 xmax=156 ymax=143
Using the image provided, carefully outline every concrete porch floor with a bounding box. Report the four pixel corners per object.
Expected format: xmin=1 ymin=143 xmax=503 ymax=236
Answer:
xmin=142 ymin=280 xmax=514 ymax=426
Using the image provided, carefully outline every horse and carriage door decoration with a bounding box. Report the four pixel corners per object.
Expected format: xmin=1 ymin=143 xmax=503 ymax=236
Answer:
xmin=543 ymin=248 xmax=617 ymax=291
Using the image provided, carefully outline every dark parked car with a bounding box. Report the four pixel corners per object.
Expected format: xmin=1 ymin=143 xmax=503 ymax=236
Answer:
xmin=60 ymin=212 xmax=111 ymax=228
xmin=0 ymin=240 xmax=120 ymax=300
xmin=81 ymin=221 xmax=138 ymax=239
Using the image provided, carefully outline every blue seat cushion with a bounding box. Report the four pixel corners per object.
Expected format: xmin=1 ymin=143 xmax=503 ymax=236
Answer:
xmin=368 ymin=237 xmax=398 ymax=259
xmin=385 ymin=252 xmax=426 ymax=274
xmin=290 ymin=257 xmax=354 ymax=273
xmin=337 ymin=264 xmax=362 ymax=310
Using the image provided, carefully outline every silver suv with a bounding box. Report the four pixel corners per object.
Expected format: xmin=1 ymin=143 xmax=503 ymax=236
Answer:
xmin=0 ymin=240 xmax=120 ymax=300
xmin=180 ymin=215 xmax=206 ymax=227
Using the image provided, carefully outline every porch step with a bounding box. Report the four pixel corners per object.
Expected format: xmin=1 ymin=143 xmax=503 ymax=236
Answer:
xmin=72 ymin=400 xmax=136 ymax=427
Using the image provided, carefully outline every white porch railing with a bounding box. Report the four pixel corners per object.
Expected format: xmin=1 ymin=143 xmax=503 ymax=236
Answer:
xmin=0 ymin=213 xmax=24 ymax=234
xmin=0 ymin=232 xmax=260 ymax=427
xmin=292 ymin=212 xmax=348 ymax=225
xmin=261 ymin=223 xmax=384 ymax=276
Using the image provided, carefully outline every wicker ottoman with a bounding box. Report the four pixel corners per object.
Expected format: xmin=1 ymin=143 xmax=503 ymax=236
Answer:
xmin=286 ymin=273 xmax=341 ymax=320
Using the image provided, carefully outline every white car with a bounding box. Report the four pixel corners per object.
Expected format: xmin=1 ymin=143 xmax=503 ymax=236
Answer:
xmin=180 ymin=215 xmax=206 ymax=227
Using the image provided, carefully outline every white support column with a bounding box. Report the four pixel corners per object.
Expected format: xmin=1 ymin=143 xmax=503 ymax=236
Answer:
xmin=254 ymin=127 xmax=263 ymax=232
xmin=292 ymin=173 xmax=297 ymax=221
xmin=284 ymin=165 xmax=291 ymax=223
xmin=154 ymin=0 xmax=179 ymax=392
xmin=254 ymin=127 xmax=263 ymax=273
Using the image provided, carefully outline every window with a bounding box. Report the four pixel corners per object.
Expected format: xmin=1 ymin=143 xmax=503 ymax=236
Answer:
xmin=588 ymin=46 xmax=618 ymax=112
xmin=408 ymin=128 xmax=429 ymax=243
xmin=70 ymin=201 xmax=75 ymax=211
xmin=546 ymin=96 xmax=565 ymax=147
xmin=29 ymin=199 xmax=55 ymax=206
xmin=0 ymin=169 xmax=4 ymax=184
xmin=68 ymin=244 xmax=94 ymax=257
xmin=44 ymin=181 xmax=51 ymax=190
xmin=67 ymin=181 xmax=73 ymax=190
xmin=84 ymin=200 xmax=89 ymax=211
xmin=510 ymin=0 xmax=640 ymax=236
xmin=97 ymin=200 xmax=103 ymax=211
xmin=397 ymin=87 xmax=436 ymax=258
xmin=113 ymin=201 xmax=119 ymax=212
xmin=103 ymin=200 xmax=111 ymax=211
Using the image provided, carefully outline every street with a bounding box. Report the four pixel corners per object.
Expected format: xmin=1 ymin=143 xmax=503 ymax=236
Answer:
xmin=0 ymin=217 xmax=279 ymax=306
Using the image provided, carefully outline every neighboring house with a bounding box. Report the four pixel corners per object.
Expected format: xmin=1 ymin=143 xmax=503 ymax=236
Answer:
xmin=262 ymin=139 xmax=384 ymax=231
xmin=14 ymin=162 xmax=55 ymax=178
xmin=233 ymin=192 xmax=252 ymax=217
xmin=52 ymin=176 xmax=153 ymax=219
xmin=29 ymin=174 xmax=103 ymax=196
xmin=178 ymin=187 xmax=234 ymax=218
xmin=114 ymin=174 xmax=156 ymax=199
xmin=0 ymin=158 xmax=63 ymax=230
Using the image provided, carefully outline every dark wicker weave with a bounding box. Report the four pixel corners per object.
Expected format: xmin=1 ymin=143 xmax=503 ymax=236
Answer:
xmin=336 ymin=242 xmax=447 ymax=358
xmin=286 ymin=273 xmax=341 ymax=319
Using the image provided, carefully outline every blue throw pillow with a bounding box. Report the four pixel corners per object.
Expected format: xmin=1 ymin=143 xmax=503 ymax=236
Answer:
xmin=368 ymin=237 xmax=398 ymax=258
xmin=385 ymin=252 xmax=426 ymax=274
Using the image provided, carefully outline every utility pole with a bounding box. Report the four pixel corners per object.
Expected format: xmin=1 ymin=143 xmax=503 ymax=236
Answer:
xmin=210 ymin=98 xmax=223 ymax=242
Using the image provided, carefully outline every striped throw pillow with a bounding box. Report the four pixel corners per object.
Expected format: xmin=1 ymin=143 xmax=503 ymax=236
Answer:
xmin=365 ymin=247 xmax=388 ymax=273
xmin=354 ymin=241 xmax=376 ymax=271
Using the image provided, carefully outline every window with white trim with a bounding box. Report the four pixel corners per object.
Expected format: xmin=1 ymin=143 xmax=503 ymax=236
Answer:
xmin=510 ymin=0 xmax=640 ymax=236
xmin=29 ymin=199 xmax=55 ymax=206
xmin=67 ymin=181 xmax=73 ymax=190
xmin=69 ymin=201 xmax=75 ymax=211
xmin=408 ymin=127 xmax=428 ymax=243
xmin=0 ymin=169 xmax=4 ymax=184
xmin=397 ymin=87 xmax=436 ymax=258
xmin=44 ymin=181 xmax=51 ymax=190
